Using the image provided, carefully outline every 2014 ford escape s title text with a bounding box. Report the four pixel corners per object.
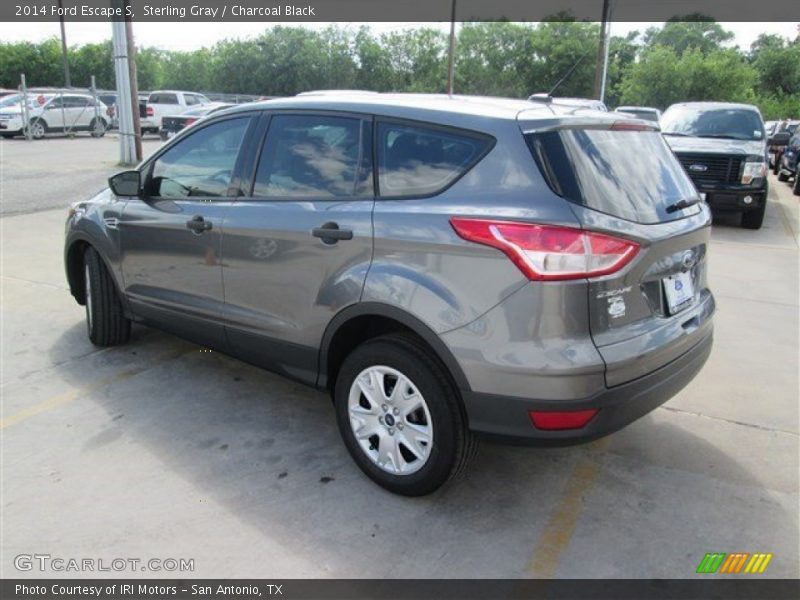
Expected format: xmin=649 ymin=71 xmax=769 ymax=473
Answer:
xmin=64 ymin=94 xmax=714 ymax=496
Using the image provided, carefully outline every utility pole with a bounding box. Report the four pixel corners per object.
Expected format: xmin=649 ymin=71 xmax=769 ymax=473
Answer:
xmin=111 ymin=4 xmax=135 ymax=165
xmin=57 ymin=0 xmax=71 ymax=87
xmin=125 ymin=3 xmax=142 ymax=162
xmin=593 ymin=0 xmax=611 ymax=100
xmin=446 ymin=0 xmax=457 ymax=96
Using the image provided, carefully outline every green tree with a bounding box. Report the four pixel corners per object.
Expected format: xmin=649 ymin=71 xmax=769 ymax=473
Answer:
xmin=644 ymin=15 xmax=734 ymax=56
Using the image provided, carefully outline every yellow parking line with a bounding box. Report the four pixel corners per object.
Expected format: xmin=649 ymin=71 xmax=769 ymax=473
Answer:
xmin=527 ymin=437 xmax=611 ymax=577
xmin=0 ymin=347 xmax=190 ymax=430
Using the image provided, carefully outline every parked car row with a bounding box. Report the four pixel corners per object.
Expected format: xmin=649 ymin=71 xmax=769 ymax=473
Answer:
xmin=776 ymin=130 xmax=800 ymax=195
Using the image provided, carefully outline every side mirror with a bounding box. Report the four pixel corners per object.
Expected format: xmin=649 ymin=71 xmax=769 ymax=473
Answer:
xmin=109 ymin=170 xmax=141 ymax=197
xmin=768 ymin=131 xmax=791 ymax=146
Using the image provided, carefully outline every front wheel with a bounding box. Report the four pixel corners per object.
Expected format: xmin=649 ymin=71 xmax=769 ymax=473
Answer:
xmin=27 ymin=118 xmax=47 ymax=139
xmin=84 ymin=247 xmax=131 ymax=346
xmin=334 ymin=334 xmax=477 ymax=496
xmin=793 ymin=171 xmax=799 ymax=196
xmin=89 ymin=117 xmax=107 ymax=137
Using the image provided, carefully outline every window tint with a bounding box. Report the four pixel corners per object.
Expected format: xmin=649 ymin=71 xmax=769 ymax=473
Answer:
xmin=148 ymin=117 xmax=250 ymax=198
xmin=185 ymin=94 xmax=199 ymax=106
xmin=253 ymin=114 xmax=371 ymax=198
xmin=377 ymin=122 xmax=490 ymax=197
xmin=527 ymin=129 xmax=698 ymax=224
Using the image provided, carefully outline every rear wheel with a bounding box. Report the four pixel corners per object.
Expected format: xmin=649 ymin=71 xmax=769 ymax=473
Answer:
xmin=741 ymin=202 xmax=766 ymax=230
xmin=84 ymin=247 xmax=131 ymax=346
xmin=793 ymin=170 xmax=800 ymax=196
xmin=334 ymin=334 xmax=477 ymax=496
xmin=89 ymin=117 xmax=107 ymax=138
xmin=778 ymin=170 xmax=789 ymax=182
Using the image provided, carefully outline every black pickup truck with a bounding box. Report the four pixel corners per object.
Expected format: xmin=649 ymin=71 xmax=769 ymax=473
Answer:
xmin=661 ymin=102 xmax=769 ymax=229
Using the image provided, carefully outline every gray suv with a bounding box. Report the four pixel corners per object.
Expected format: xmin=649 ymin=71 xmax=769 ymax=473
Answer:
xmin=64 ymin=94 xmax=714 ymax=495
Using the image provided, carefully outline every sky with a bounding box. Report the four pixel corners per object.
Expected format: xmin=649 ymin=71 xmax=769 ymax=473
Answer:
xmin=0 ymin=21 xmax=797 ymax=52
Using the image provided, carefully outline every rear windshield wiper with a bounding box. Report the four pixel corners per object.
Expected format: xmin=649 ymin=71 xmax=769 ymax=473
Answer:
xmin=663 ymin=132 xmax=691 ymax=137
xmin=666 ymin=198 xmax=701 ymax=214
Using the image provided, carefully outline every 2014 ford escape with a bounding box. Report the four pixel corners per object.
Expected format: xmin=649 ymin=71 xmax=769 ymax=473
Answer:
xmin=64 ymin=94 xmax=714 ymax=496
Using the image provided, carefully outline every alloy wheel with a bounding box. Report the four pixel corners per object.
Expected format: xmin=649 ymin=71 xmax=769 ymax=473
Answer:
xmin=347 ymin=365 xmax=433 ymax=475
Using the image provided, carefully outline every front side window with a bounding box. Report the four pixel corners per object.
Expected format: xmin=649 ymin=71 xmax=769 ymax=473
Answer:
xmin=377 ymin=122 xmax=490 ymax=197
xmin=253 ymin=114 xmax=371 ymax=198
xmin=148 ymin=117 xmax=250 ymax=198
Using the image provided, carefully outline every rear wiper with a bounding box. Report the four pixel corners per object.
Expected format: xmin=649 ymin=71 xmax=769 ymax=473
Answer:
xmin=663 ymin=132 xmax=691 ymax=137
xmin=666 ymin=198 xmax=701 ymax=214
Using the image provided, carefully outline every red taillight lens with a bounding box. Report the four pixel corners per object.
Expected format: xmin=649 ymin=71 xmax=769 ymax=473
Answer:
xmin=450 ymin=218 xmax=639 ymax=281
xmin=185 ymin=117 xmax=197 ymax=125
xmin=529 ymin=409 xmax=599 ymax=430
xmin=146 ymin=106 xmax=154 ymax=116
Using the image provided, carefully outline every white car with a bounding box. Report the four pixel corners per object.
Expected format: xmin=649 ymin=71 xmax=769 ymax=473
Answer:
xmin=140 ymin=90 xmax=211 ymax=134
xmin=0 ymin=93 xmax=109 ymax=139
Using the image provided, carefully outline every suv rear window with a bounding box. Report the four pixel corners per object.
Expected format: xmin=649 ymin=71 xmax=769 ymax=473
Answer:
xmin=527 ymin=129 xmax=698 ymax=224
xmin=377 ymin=122 xmax=490 ymax=197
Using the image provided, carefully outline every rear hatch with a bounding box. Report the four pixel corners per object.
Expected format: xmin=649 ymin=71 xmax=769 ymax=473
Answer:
xmin=524 ymin=121 xmax=715 ymax=387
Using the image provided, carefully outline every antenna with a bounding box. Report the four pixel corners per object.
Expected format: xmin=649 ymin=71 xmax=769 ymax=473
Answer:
xmin=547 ymin=49 xmax=592 ymax=96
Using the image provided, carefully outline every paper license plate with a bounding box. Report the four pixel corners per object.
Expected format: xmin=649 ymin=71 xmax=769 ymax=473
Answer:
xmin=664 ymin=271 xmax=695 ymax=314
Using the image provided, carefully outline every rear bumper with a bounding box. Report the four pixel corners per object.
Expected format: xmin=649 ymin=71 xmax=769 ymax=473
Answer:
xmin=462 ymin=329 xmax=712 ymax=445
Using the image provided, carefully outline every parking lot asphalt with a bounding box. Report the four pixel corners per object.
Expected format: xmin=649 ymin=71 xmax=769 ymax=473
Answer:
xmin=1 ymin=137 xmax=798 ymax=579
xmin=0 ymin=134 xmax=163 ymax=216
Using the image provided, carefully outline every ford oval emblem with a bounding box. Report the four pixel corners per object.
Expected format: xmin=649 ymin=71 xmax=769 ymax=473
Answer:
xmin=689 ymin=164 xmax=708 ymax=172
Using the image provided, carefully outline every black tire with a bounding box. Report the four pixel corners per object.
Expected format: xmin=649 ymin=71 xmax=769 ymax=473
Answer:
xmin=28 ymin=118 xmax=47 ymax=139
xmin=0 ymin=133 xmax=14 ymax=139
xmin=334 ymin=333 xmax=477 ymax=496
xmin=741 ymin=202 xmax=766 ymax=230
xmin=89 ymin=117 xmax=107 ymax=138
xmin=793 ymin=171 xmax=800 ymax=196
xmin=83 ymin=247 xmax=131 ymax=346
xmin=772 ymin=159 xmax=780 ymax=175
xmin=778 ymin=170 xmax=789 ymax=182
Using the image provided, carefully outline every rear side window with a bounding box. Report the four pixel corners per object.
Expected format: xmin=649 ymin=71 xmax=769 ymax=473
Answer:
xmin=527 ymin=129 xmax=698 ymax=224
xmin=253 ymin=114 xmax=372 ymax=198
xmin=377 ymin=122 xmax=491 ymax=197
xmin=150 ymin=93 xmax=178 ymax=105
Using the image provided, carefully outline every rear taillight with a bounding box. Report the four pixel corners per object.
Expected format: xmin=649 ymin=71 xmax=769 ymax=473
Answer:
xmin=185 ymin=117 xmax=198 ymax=126
xmin=450 ymin=218 xmax=639 ymax=281
xmin=146 ymin=106 xmax=154 ymax=117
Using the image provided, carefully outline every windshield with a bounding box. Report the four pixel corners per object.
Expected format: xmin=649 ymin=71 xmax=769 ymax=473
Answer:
xmin=527 ymin=129 xmax=699 ymax=224
xmin=0 ymin=94 xmax=52 ymax=110
xmin=661 ymin=106 xmax=764 ymax=141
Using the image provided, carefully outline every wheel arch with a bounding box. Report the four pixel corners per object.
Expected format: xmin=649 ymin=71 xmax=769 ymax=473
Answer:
xmin=318 ymin=302 xmax=472 ymax=396
xmin=65 ymin=237 xmax=124 ymax=307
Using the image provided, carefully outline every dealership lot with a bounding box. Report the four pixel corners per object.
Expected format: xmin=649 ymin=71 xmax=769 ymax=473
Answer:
xmin=1 ymin=137 xmax=797 ymax=578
